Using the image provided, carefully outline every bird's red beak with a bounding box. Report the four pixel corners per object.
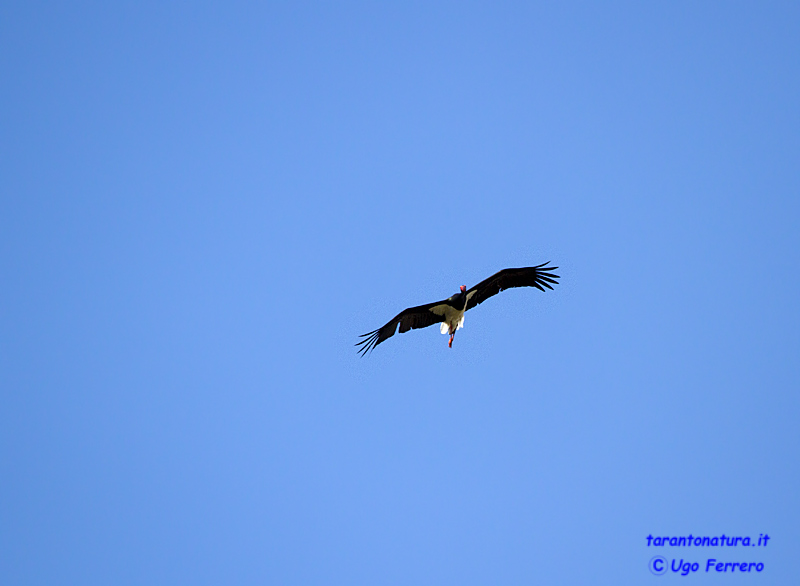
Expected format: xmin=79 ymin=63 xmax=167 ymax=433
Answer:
xmin=460 ymin=285 xmax=466 ymax=292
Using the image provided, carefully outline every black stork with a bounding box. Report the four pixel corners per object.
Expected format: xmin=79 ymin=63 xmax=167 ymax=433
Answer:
xmin=356 ymin=262 xmax=559 ymax=355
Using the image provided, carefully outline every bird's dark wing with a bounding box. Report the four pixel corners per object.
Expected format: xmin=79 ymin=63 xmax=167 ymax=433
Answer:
xmin=356 ymin=299 xmax=451 ymax=356
xmin=465 ymin=262 xmax=560 ymax=311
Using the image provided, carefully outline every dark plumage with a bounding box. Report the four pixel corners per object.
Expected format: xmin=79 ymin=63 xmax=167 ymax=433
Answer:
xmin=356 ymin=262 xmax=559 ymax=355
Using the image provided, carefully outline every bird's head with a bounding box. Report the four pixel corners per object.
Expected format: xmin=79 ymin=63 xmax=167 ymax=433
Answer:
xmin=460 ymin=285 xmax=466 ymax=293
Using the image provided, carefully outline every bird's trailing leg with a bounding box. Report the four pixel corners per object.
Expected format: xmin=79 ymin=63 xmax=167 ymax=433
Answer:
xmin=448 ymin=332 xmax=454 ymax=348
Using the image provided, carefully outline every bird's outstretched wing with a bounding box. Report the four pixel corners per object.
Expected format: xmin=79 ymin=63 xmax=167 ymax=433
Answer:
xmin=356 ymin=299 xmax=449 ymax=356
xmin=465 ymin=262 xmax=560 ymax=311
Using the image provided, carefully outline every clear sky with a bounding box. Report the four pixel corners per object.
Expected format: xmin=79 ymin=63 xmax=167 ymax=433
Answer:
xmin=2 ymin=2 xmax=799 ymax=584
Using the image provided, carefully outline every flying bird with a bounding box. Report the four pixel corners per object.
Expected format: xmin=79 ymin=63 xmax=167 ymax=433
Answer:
xmin=356 ymin=262 xmax=559 ymax=355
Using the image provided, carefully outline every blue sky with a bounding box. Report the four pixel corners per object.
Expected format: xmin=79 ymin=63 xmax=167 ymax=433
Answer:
xmin=2 ymin=2 xmax=799 ymax=584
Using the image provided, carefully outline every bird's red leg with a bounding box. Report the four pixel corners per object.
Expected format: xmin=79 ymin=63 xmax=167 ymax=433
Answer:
xmin=448 ymin=333 xmax=454 ymax=348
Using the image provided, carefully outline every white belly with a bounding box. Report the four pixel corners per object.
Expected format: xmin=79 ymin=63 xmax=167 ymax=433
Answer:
xmin=439 ymin=309 xmax=465 ymax=335
xmin=429 ymin=300 xmax=467 ymax=335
